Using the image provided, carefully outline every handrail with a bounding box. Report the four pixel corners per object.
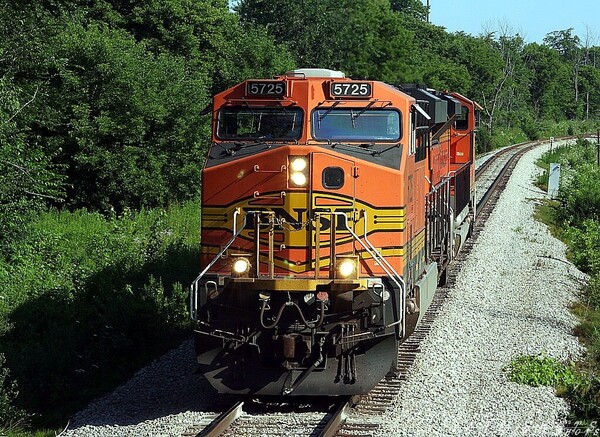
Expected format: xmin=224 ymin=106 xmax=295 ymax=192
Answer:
xmin=331 ymin=211 xmax=406 ymax=338
xmin=359 ymin=211 xmax=406 ymax=294
xmin=190 ymin=209 xmax=279 ymax=319
xmin=357 ymin=212 xmax=406 ymax=336
xmin=190 ymin=211 xmax=247 ymax=320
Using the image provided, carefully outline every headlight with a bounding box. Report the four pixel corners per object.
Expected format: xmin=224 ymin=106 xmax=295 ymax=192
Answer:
xmin=338 ymin=259 xmax=355 ymax=277
xmin=290 ymin=172 xmax=307 ymax=186
xmin=232 ymin=256 xmax=251 ymax=276
xmin=336 ymin=256 xmax=358 ymax=279
xmin=290 ymin=157 xmax=307 ymax=172
xmin=289 ymin=155 xmax=309 ymax=187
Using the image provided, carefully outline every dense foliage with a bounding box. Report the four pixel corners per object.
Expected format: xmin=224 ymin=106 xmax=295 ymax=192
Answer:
xmin=533 ymin=139 xmax=600 ymax=422
xmin=0 ymin=203 xmax=200 ymax=430
xmin=0 ymin=79 xmax=65 ymax=250
xmin=1 ymin=0 xmax=294 ymax=212
xmin=1 ymin=0 xmax=600 ymax=433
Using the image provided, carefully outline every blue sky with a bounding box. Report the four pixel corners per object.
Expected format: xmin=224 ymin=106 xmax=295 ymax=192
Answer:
xmin=427 ymin=0 xmax=599 ymax=43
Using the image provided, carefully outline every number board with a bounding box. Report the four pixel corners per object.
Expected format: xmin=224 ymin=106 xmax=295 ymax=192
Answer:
xmin=246 ymin=81 xmax=287 ymax=97
xmin=330 ymin=81 xmax=373 ymax=98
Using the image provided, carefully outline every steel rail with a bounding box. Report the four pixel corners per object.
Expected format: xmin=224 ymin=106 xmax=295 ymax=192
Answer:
xmin=194 ymin=402 xmax=244 ymax=437
xmin=316 ymin=396 xmax=355 ymax=437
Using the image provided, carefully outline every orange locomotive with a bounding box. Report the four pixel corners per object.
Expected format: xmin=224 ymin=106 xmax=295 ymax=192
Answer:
xmin=191 ymin=69 xmax=478 ymax=395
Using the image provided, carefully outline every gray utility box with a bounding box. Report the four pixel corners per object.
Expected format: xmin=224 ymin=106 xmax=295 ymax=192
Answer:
xmin=438 ymin=93 xmax=462 ymax=118
xmin=399 ymin=84 xmax=448 ymax=124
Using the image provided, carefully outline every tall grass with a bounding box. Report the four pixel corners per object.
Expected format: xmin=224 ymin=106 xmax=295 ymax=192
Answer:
xmin=0 ymin=201 xmax=200 ymax=430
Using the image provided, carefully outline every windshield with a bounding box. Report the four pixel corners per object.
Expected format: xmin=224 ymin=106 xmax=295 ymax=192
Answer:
xmin=217 ymin=107 xmax=303 ymax=140
xmin=312 ymin=109 xmax=401 ymax=142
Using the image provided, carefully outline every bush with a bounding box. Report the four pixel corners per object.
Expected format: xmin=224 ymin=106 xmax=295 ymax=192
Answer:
xmin=0 ymin=78 xmax=65 ymax=252
xmin=558 ymin=165 xmax=600 ymax=227
xmin=506 ymin=354 xmax=583 ymax=389
xmin=587 ymin=275 xmax=600 ymax=311
xmin=488 ymin=127 xmax=528 ymax=149
xmin=522 ymin=118 xmax=541 ymax=141
xmin=43 ymin=22 xmax=210 ymax=211
xmin=567 ymin=220 xmax=600 ymax=275
xmin=476 ymin=126 xmax=492 ymax=153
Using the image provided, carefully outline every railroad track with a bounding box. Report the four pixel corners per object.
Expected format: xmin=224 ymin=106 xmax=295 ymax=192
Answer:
xmin=475 ymin=141 xmax=541 ymax=212
xmin=181 ymin=402 xmax=244 ymax=437
xmin=180 ymin=138 xmax=556 ymax=437
xmin=181 ymin=397 xmax=354 ymax=437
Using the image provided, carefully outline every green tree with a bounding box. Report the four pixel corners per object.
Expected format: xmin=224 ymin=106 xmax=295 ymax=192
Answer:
xmin=523 ymin=42 xmax=573 ymax=120
xmin=337 ymin=0 xmax=418 ymax=82
xmin=406 ymin=25 xmax=479 ymax=92
xmin=544 ymin=28 xmax=582 ymax=118
xmin=94 ymin=0 xmax=294 ymax=92
xmin=580 ymin=36 xmax=600 ymax=120
xmin=1 ymin=0 xmax=294 ymax=211
xmin=476 ymin=32 xmax=529 ymax=132
xmin=390 ymin=0 xmax=428 ymax=20
xmin=238 ymin=0 xmax=418 ymax=82
xmin=36 ymin=22 xmax=210 ymax=210
xmin=0 ymin=77 xmax=65 ymax=249
xmin=238 ymin=0 xmax=342 ymax=68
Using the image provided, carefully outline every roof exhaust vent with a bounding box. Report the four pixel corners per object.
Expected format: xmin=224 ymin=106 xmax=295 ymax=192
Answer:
xmin=286 ymin=68 xmax=346 ymax=78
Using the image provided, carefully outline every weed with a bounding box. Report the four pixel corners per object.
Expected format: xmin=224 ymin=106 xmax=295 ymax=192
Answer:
xmin=506 ymin=354 xmax=600 ymax=420
xmin=506 ymin=354 xmax=582 ymax=388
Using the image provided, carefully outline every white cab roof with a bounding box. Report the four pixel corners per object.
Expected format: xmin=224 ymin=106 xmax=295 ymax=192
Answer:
xmin=286 ymin=68 xmax=346 ymax=78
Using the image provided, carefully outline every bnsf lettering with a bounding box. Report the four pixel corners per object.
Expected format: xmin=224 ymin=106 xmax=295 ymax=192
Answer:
xmin=243 ymin=207 xmax=353 ymax=232
xmin=314 ymin=208 xmax=354 ymax=232
xmin=244 ymin=207 xmax=307 ymax=230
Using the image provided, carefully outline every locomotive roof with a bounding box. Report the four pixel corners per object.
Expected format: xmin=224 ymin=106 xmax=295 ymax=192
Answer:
xmin=283 ymin=68 xmax=346 ymax=78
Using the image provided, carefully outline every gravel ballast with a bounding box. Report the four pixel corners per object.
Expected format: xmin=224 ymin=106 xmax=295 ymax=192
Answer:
xmin=62 ymin=141 xmax=586 ymax=436
xmin=61 ymin=339 xmax=222 ymax=437
xmin=373 ymin=141 xmax=585 ymax=436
